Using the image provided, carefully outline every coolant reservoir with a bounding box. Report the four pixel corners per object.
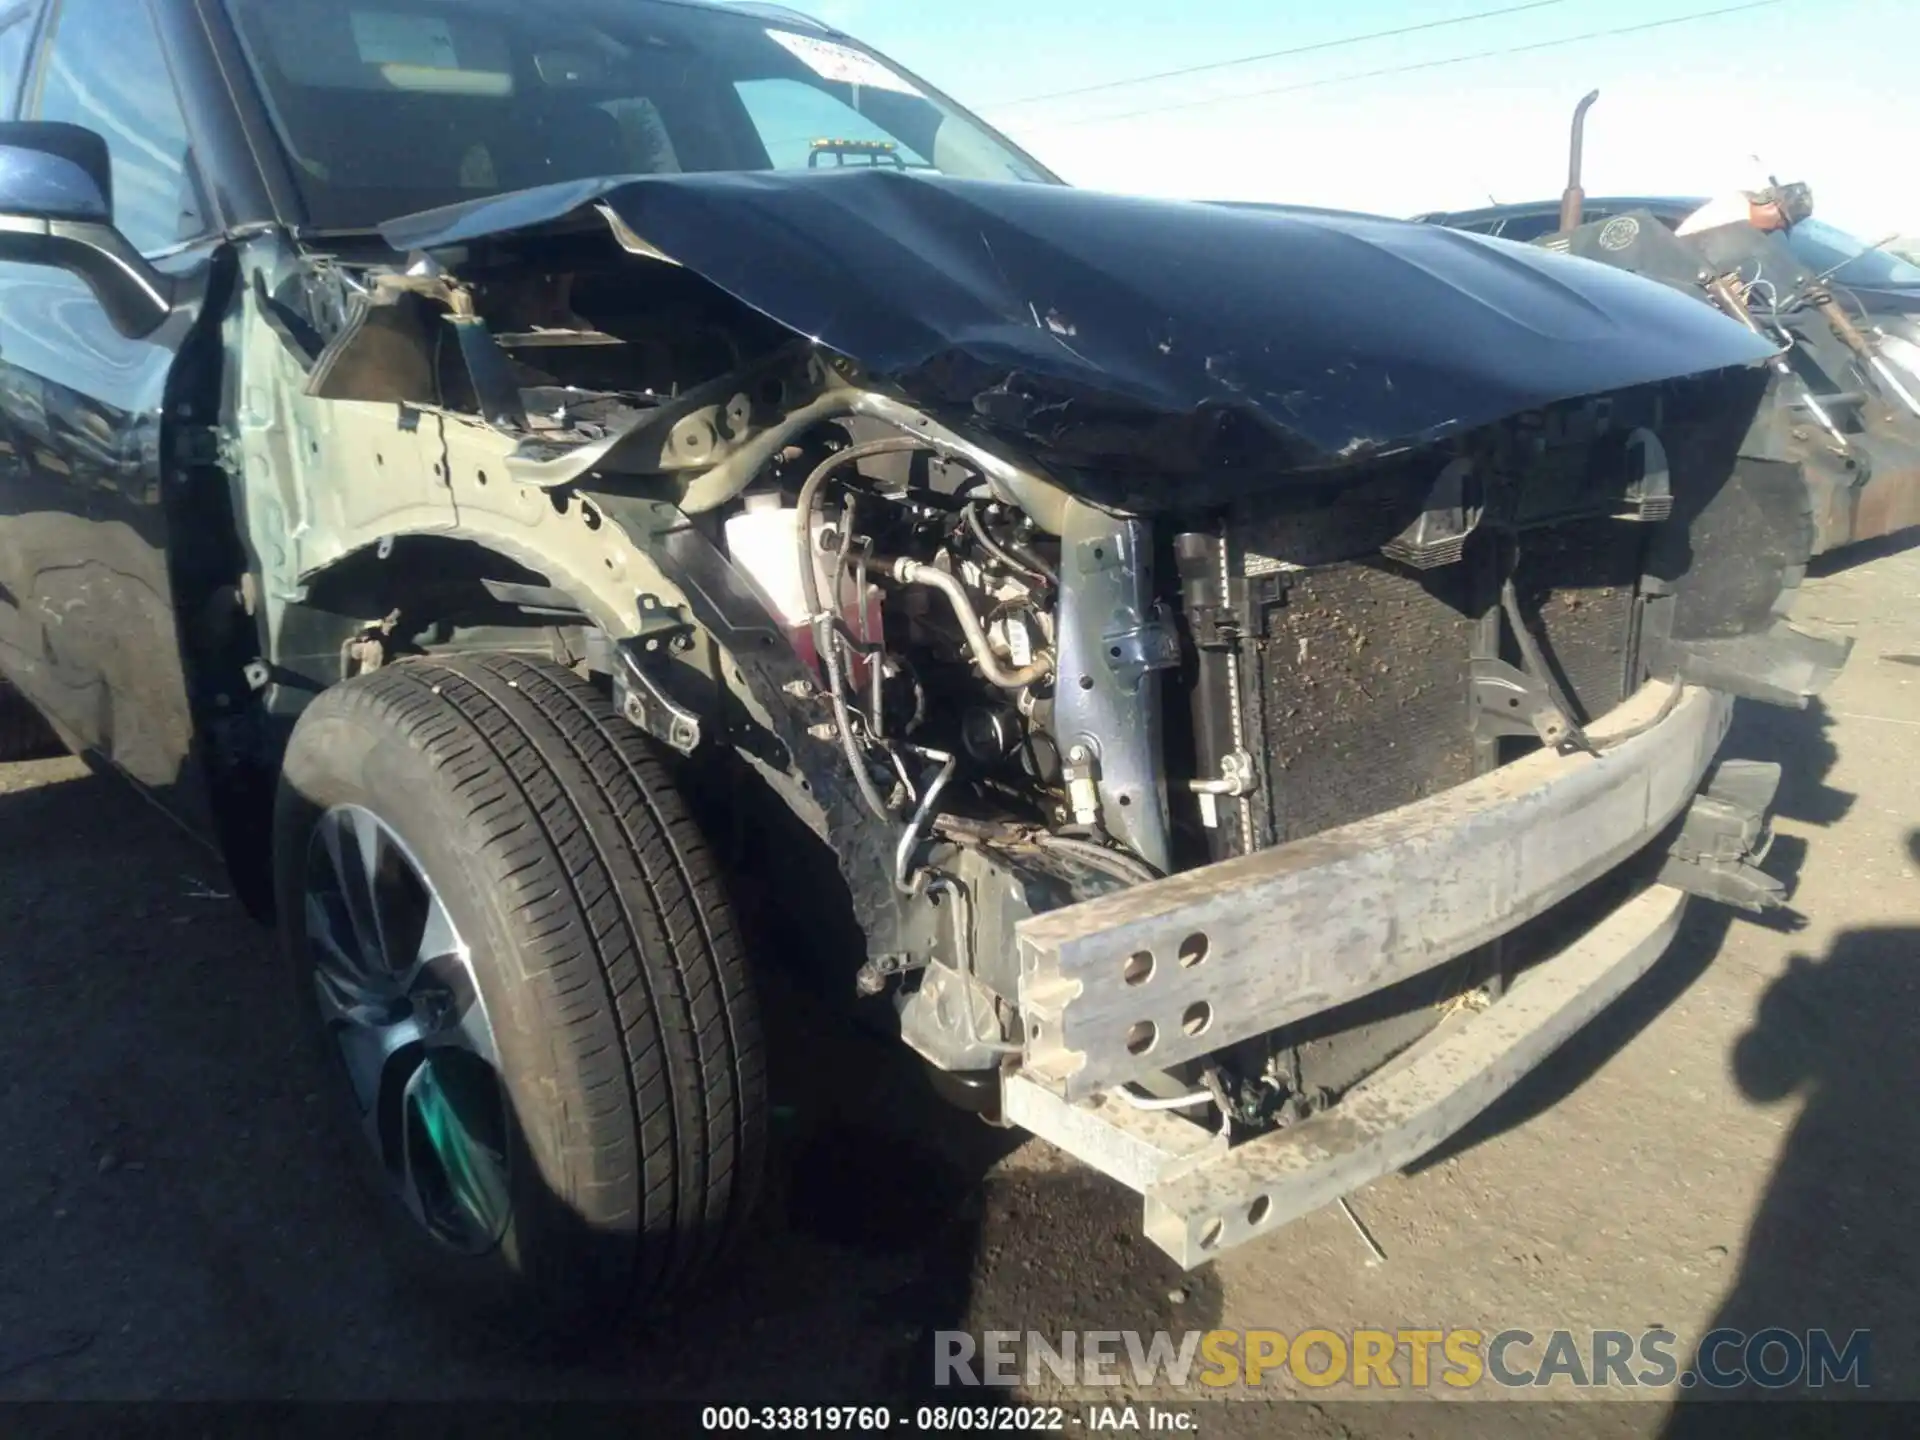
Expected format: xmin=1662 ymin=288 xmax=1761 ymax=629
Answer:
xmin=725 ymin=495 xmax=881 ymax=682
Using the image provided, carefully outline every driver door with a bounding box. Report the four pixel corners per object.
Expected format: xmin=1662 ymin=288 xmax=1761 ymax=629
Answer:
xmin=0 ymin=0 xmax=213 ymax=825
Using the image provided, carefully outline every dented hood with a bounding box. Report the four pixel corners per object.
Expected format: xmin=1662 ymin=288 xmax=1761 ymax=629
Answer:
xmin=382 ymin=169 xmax=1775 ymax=474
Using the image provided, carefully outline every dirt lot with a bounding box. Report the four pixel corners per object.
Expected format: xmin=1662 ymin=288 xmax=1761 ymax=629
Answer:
xmin=0 ymin=535 xmax=1914 ymax=1432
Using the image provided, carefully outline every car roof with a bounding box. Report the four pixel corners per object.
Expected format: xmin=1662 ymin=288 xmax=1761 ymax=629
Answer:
xmin=641 ymin=0 xmax=832 ymax=30
xmin=720 ymin=2 xmax=831 ymax=28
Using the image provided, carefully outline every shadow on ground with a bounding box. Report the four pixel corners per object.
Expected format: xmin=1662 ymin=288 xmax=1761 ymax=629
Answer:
xmin=0 ymin=760 xmax=1219 ymax=1401
xmin=1658 ymin=828 xmax=1920 ymax=1427
xmin=1805 ymin=526 xmax=1918 ymax=579
xmin=1414 ymin=696 xmax=1851 ymax=1173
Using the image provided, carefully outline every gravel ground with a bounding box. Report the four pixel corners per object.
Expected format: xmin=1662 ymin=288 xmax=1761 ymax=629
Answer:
xmin=0 ymin=536 xmax=1913 ymax=1435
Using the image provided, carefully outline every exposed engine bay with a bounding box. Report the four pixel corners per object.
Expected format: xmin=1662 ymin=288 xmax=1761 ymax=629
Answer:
xmin=236 ymin=169 xmax=1848 ymax=1152
xmin=0 ymin=0 xmax=1872 ymax=1302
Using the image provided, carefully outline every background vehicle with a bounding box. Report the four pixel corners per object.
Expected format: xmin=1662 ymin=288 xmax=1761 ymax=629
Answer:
xmin=1415 ymin=99 xmax=1920 ymax=555
xmin=0 ymin=0 xmax=1848 ymax=1332
xmin=1420 ymin=196 xmax=1920 ymax=310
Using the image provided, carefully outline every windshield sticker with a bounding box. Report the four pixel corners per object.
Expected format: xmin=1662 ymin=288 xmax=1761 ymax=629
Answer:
xmin=766 ymin=30 xmax=924 ymax=97
xmin=351 ymin=12 xmax=461 ymax=69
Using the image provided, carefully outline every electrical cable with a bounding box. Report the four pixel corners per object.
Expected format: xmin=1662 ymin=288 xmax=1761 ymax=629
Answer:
xmin=966 ymin=501 xmax=1057 ymax=586
xmin=1033 ymin=832 xmax=1164 ymax=885
xmin=987 ymin=0 xmax=1572 ymax=108
xmin=1025 ymin=0 xmax=1783 ymax=131
xmin=795 ymin=438 xmax=929 ymax=821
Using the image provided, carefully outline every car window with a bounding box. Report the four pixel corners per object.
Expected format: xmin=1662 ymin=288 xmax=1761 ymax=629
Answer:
xmin=24 ymin=0 xmax=208 ymax=254
xmin=223 ymin=0 xmax=1054 ymax=232
xmin=1488 ymin=212 xmax=1567 ymax=245
xmin=1788 ymin=218 xmax=1920 ymax=289
xmin=736 ymin=77 xmax=930 ymax=171
xmin=0 ymin=3 xmax=40 ymax=118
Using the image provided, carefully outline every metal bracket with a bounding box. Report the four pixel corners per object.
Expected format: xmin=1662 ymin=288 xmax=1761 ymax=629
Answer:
xmin=446 ymin=315 xmax=530 ymax=431
xmin=1496 ymin=573 xmax=1595 ymax=754
xmin=1103 ymin=603 xmax=1182 ymax=686
xmin=614 ymin=641 xmax=703 ymax=755
xmin=1657 ymin=759 xmax=1786 ymax=912
xmin=342 ymin=609 xmax=401 ymax=679
xmin=1189 ymin=748 xmax=1255 ymax=829
xmin=633 ymin=592 xmax=694 ymax=642
xmin=898 ymin=962 xmax=1013 ymax=1073
xmin=1056 ymin=504 xmax=1174 ymax=872
xmin=172 ymin=424 xmax=229 ymax=471
xmin=1470 ymin=657 xmax=1577 ymax=747
xmin=1383 ymin=458 xmax=1482 ymax=569
xmin=1618 ymin=428 xmax=1674 ymax=523
xmin=1651 ymin=621 xmax=1853 ymax=710
xmin=855 ymin=950 xmax=929 ymax=996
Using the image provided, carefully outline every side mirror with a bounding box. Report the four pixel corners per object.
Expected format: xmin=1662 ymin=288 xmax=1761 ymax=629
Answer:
xmin=0 ymin=121 xmax=173 ymax=339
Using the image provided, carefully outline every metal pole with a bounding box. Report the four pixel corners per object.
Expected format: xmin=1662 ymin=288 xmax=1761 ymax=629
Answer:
xmin=1558 ymin=90 xmax=1601 ymax=232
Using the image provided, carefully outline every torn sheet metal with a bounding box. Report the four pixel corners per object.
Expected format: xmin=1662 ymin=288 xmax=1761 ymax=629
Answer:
xmin=380 ymin=170 xmax=1777 ymax=484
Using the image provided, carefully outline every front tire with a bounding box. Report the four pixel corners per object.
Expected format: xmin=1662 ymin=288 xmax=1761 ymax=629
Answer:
xmin=274 ymin=654 xmax=765 ymax=1333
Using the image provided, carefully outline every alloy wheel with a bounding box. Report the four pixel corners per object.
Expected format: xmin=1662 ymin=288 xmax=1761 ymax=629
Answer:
xmin=304 ymin=805 xmax=510 ymax=1254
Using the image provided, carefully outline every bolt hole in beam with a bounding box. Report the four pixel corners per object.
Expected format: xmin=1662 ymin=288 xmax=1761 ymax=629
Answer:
xmin=1178 ymin=933 xmax=1210 ymax=969
xmin=1248 ymin=1195 xmax=1271 ymax=1226
xmin=1182 ymin=1001 xmax=1213 ymax=1037
xmin=1124 ymin=950 xmax=1154 ymax=986
xmin=1199 ymin=1217 xmax=1224 ymax=1251
xmin=1126 ymin=1019 xmax=1157 ymax=1055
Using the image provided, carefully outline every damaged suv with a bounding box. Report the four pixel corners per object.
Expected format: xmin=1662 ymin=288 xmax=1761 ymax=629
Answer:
xmin=0 ymin=0 xmax=1850 ymax=1329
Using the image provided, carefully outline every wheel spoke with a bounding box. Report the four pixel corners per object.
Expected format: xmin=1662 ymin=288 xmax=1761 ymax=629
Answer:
xmin=305 ymin=890 xmax=385 ymax=994
xmin=311 ymin=955 xmax=387 ymax=1030
xmin=305 ymin=802 xmax=506 ymax=1254
xmin=396 ymin=891 xmax=462 ymax=994
xmin=347 ymin=806 xmax=398 ymax=974
xmin=323 ymin=1000 xmax=423 ymax=1119
xmin=320 ymin=811 xmax=385 ymax=974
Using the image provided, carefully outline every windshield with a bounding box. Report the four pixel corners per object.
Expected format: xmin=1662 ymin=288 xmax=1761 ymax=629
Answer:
xmin=1787 ymin=218 xmax=1920 ymax=289
xmin=223 ymin=0 xmax=1055 ymax=231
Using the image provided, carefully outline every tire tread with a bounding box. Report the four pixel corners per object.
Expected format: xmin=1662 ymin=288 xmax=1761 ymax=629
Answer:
xmin=287 ymin=654 xmax=764 ymax=1321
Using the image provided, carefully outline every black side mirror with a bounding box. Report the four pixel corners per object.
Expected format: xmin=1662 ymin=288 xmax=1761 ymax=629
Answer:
xmin=0 ymin=121 xmax=173 ymax=339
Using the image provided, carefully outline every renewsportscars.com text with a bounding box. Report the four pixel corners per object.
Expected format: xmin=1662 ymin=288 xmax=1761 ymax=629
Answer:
xmin=936 ymin=1327 xmax=1871 ymax=1391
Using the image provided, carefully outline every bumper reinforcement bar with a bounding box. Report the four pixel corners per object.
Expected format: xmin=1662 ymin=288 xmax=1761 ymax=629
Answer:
xmin=1005 ymin=883 xmax=1691 ymax=1267
xmin=1016 ymin=681 xmax=1731 ymax=1101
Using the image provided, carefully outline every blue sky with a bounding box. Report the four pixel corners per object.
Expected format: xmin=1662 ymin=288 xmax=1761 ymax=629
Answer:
xmin=809 ymin=0 xmax=1919 ymax=237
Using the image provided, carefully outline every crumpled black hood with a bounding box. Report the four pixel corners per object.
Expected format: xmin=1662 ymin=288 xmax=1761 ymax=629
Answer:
xmin=383 ymin=169 xmax=1775 ymax=474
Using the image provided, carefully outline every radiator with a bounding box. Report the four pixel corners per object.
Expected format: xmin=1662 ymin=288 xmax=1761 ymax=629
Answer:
xmin=1216 ymin=522 xmax=1647 ymax=852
